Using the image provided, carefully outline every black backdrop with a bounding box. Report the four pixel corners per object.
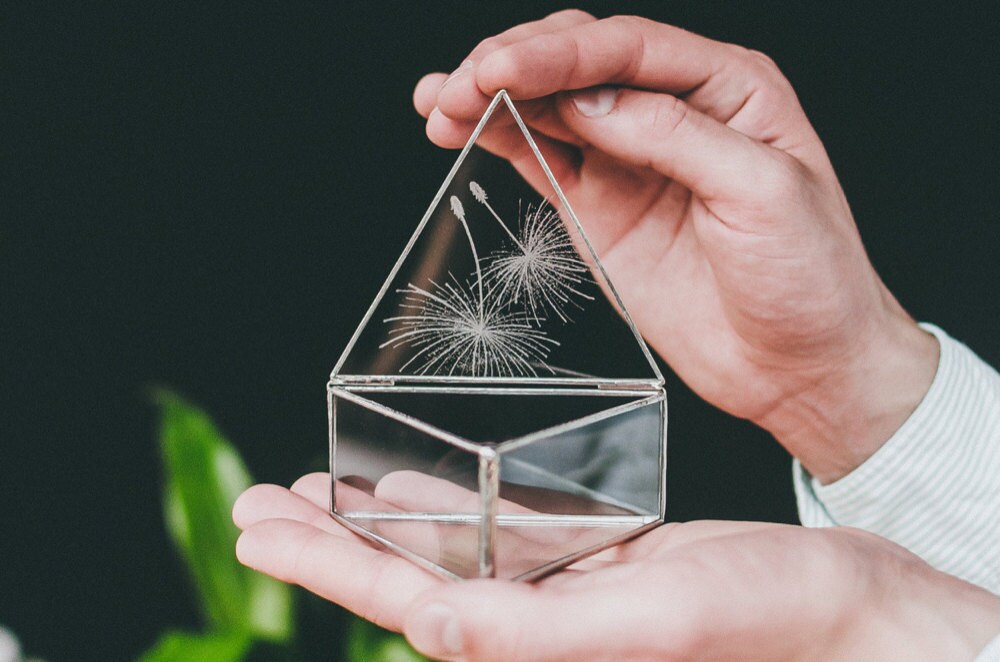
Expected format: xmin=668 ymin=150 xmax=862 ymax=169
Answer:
xmin=2 ymin=2 xmax=997 ymax=660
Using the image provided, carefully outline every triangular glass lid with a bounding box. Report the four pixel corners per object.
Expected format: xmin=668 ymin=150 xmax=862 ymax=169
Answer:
xmin=333 ymin=91 xmax=663 ymax=387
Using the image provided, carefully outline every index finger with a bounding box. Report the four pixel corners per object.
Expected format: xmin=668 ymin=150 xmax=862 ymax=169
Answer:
xmin=237 ymin=518 xmax=442 ymax=630
xmin=432 ymin=9 xmax=597 ymax=119
xmin=479 ymin=16 xmax=728 ymax=101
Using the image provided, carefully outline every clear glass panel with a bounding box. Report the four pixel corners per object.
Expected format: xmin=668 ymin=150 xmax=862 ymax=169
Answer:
xmin=355 ymin=390 xmax=650 ymax=443
xmin=332 ymin=389 xmax=664 ymax=580
xmin=332 ymin=392 xmax=487 ymax=578
xmin=498 ymin=399 xmax=663 ymax=515
xmin=332 ymin=92 xmax=662 ymax=385
xmin=492 ymin=398 xmax=663 ymax=579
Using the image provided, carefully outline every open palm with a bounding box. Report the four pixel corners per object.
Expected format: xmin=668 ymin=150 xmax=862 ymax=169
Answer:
xmin=234 ymin=473 xmax=989 ymax=661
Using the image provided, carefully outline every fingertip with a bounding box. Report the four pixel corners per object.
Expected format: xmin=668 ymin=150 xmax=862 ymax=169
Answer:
xmin=232 ymin=483 xmax=286 ymax=529
xmin=426 ymin=108 xmax=478 ymax=148
xmin=413 ymin=72 xmax=447 ymax=117
xmin=476 ymin=46 xmax=519 ymax=96
xmin=435 ymin=66 xmax=492 ymax=120
xmin=403 ymin=580 xmax=541 ymax=661
xmin=404 ymin=602 xmax=463 ymax=660
xmin=289 ymin=472 xmax=329 ymax=500
xmin=371 ymin=469 xmax=421 ymax=499
xmin=234 ymin=525 xmax=258 ymax=567
xmin=234 ymin=518 xmax=304 ymax=579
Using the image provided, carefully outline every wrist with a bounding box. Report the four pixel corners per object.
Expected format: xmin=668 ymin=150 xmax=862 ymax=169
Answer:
xmin=759 ymin=308 xmax=939 ymax=484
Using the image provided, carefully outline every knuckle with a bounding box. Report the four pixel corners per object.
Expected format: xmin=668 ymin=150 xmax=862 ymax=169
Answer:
xmin=737 ymin=46 xmax=795 ymax=92
xmin=749 ymin=48 xmax=780 ymax=71
xmin=548 ymin=8 xmax=595 ymax=23
xmin=756 ymin=154 xmax=808 ymax=201
xmin=601 ymin=16 xmax=651 ymax=82
xmin=606 ymin=14 xmax=651 ymax=30
xmin=473 ymin=35 xmax=501 ymax=56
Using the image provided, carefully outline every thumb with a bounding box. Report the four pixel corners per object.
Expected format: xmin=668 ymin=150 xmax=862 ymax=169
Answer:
xmin=558 ymin=86 xmax=794 ymax=205
xmin=402 ymin=579 xmax=658 ymax=661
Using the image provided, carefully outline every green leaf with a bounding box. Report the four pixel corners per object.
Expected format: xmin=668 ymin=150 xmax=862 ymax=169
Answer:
xmin=347 ymin=619 xmax=429 ymax=662
xmin=138 ymin=630 xmax=251 ymax=662
xmin=152 ymin=388 xmax=293 ymax=641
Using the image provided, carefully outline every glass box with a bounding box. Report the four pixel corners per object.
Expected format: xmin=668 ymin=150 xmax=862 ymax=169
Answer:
xmin=328 ymin=91 xmax=667 ymax=580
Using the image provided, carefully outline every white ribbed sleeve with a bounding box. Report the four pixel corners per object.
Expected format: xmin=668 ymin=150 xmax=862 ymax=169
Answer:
xmin=793 ymin=324 xmax=1000 ymax=660
xmin=793 ymin=323 xmax=1000 ymax=594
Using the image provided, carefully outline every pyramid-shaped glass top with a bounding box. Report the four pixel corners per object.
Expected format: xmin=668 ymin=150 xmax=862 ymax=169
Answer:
xmin=332 ymin=91 xmax=663 ymax=387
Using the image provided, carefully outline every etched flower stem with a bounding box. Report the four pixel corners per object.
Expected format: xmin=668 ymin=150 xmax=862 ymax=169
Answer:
xmin=449 ymin=195 xmax=483 ymax=314
xmin=470 ymin=181 xmax=526 ymax=252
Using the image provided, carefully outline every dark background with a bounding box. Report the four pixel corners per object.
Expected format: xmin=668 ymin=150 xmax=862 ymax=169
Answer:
xmin=2 ymin=1 xmax=997 ymax=660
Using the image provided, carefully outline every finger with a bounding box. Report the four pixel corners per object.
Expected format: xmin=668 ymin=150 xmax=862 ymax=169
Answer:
xmin=425 ymin=95 xmax=584 ymax=147
xmin=425 ymin=108 xmax=580 ymax=199
xmin=476 ymin=16 xmax=820 ymax=156
xmin=476 ymin=16 xmax=719 ymax=97
xmin=403 ymin=577 xmax=662 ymax=661
xmin=413 ymin=72 xmax=448 ymax=117
xmin=233 ymin=482 xmax=368 ymax=541
xmin=233 ymin=483 xmax=320 ymax=529
xmin=237 ymin=518 xmax=441 ymax=631
xmin=477 ymin=16 xmax=771 ymax=118
xmin=289 ymin=471 xmax=332 ymax=507
xmin=435 ymin=9 xmax=596 ymax=120
xmin=233 ymin=473 xmax=398 ymax=535
xmin=556 ymin=86 xmax=796 ymax=205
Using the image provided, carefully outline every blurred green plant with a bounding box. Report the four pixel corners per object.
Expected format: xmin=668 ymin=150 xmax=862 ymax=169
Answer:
xmin=140 ymin=389 xmax=427 ymax=661
xmin=347 ymin=621 xmax=429 ymax=662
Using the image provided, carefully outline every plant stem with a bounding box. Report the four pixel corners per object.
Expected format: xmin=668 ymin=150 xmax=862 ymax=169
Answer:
xmin=470 ymin=181 xmax=526 ymax=252
xmin=482 ymin=199 xmax=526 ymax=252
xmin=450 ymin=196 xmax=483 ymax=315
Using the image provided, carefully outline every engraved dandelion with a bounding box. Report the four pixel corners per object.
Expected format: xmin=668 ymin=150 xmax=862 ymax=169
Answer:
xmin=382 ymin=277 xmax=557 ymax=376
xmin=471 ymin=181 xmax=594 ymax=323
xmin=380 ymin=195 xmax=558 ymax=377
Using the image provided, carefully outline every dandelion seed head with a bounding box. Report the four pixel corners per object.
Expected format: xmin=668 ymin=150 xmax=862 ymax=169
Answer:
xmin=469 ymin=181 xmax=487 ymax=204
xmin=450 ymin=195 xmax=465 ymax=220
xmin=483 ymin=201 xmax=594 ymax=323
xmin=381 ymin=276 xmax=557 ymax=377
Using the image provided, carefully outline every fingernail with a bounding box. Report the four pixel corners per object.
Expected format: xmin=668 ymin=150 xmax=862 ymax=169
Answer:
xmin=571 ymin=86 xmax=619 ymax=117
xmin=409 ymin=603 xmax=462 ymax=657
xmin=442 ymin=60 xmax=474 ymax=88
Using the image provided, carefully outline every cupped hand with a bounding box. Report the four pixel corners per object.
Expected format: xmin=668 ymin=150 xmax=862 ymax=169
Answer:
xmin=412 ymin=11 xmax=938 ymax=482
xmin=234 ymin=473 xmax=1000 ymax=661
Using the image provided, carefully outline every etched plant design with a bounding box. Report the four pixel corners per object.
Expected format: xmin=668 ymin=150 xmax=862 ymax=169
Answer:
xmin=471 ymin=181 xmax=593 ymax=323
xmin=380 ymin=196 xmax=558 ymax=377
xmin=382 ymin=182 xmax=593 ymax=377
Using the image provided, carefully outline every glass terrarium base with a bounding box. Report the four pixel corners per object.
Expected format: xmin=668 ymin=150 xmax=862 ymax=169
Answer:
xmin=331 ymin=510 xmax=662 ymax=581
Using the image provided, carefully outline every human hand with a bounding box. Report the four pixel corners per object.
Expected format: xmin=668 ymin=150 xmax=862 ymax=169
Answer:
xmin=234 ymin=473 xmax=1000 ymax=661
xmin=412 ymin=11 xmax=939 ymax=483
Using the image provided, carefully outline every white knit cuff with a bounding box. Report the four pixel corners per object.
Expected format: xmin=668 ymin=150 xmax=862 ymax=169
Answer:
xmin=793 ymin=323 xmax=1000 ymax=594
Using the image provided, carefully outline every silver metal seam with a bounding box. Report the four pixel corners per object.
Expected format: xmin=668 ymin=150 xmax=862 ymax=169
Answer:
xmin=478 ymin=449 xmax=499 ymax=578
